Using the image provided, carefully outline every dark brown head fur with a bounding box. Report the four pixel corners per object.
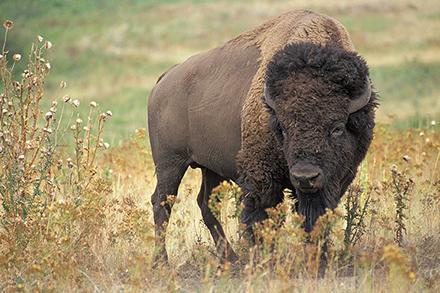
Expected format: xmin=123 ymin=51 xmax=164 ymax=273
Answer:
xmin=264 ymin=42 xmax=377 ymax=231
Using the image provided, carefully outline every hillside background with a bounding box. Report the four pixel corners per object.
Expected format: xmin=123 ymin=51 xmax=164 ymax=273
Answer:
xmin=1 ymin=0 xmax=439 ymax=143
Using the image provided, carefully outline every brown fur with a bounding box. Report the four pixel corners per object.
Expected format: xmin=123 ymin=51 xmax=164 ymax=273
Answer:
xmin=234 ymin=10 xmax=355 ymax=201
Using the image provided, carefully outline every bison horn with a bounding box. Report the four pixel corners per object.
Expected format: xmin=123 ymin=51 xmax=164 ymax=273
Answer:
xmin=349 ymin=78 xmax=371 ymax=113
xmin=263 ymin=84 xmax=276 ymax=109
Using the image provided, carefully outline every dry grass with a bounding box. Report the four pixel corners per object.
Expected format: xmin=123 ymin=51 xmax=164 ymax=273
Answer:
xmin=0 ymin=7 xmax=440 ymax=293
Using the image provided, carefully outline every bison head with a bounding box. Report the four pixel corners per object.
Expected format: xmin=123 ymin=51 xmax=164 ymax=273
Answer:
xmin=264 ymin=42 xmax=377 ymax=232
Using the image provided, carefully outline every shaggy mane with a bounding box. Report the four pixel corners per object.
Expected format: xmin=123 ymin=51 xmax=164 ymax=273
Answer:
xmin=265 ymin=42 xmax=370 ymax=103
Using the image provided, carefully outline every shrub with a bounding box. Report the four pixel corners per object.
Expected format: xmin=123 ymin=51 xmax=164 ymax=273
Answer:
xmin=0 ymin=20 xmax=116 ymax=291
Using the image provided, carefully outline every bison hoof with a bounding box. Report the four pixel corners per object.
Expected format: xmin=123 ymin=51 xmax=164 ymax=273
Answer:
xmin=152 ymin=250 xmax=169 ymax=269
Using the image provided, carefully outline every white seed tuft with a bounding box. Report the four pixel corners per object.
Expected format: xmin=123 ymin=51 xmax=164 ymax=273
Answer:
xmin=43 ymin=127 xmax=53 ymax=134
xmin=45 ymin=112 xmax=53 ymax=120
xmin=13 ymin=53 xmax=21 ymax=61
xmin=45 ymin=41 xmax=52 ymax=49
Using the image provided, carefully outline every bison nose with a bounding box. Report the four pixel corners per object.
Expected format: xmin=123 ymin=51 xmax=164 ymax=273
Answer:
xmin=290 ymin=163 xmax=324 ymax=192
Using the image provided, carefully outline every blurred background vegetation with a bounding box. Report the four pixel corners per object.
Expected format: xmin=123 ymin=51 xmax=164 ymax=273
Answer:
xmin=1 ymin=0 xmax=439 ymax=143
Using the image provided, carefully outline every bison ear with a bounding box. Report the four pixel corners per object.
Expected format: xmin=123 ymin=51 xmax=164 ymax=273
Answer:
xmin=263 ymin=84 xmax=276 ymax=109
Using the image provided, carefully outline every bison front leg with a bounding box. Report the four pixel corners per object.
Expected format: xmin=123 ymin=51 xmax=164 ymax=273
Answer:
xmin=239 ymin=184 xmax=284 ymax=246
xmin=240 ymin=197 xmax=269 ymax=245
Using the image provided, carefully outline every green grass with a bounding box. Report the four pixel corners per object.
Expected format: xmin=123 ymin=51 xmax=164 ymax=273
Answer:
xmin=1 ymin=0 xmax=440 ymax=142
xmin=371 ymin=61 xmax=440 ymax=122
xmin=339 ymin=14 xmax=395 ymax=33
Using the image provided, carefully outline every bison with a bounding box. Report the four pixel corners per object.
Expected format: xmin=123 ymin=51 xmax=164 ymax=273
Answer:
xmin=148 ymin=10 xmax=377 ymax=263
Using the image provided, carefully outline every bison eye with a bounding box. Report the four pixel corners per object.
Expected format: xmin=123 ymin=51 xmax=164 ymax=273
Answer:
xmin=331 ymin=124 xmax=345 ymax=137
xmin=281 ymin=126 xmax=287 ymax=138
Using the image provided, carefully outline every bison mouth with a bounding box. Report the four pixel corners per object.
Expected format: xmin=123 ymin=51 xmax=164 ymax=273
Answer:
xmin=295 ymin=187 xmax=336 ymax=232
xmin=297 ymin=187 xmax=319 ymax=194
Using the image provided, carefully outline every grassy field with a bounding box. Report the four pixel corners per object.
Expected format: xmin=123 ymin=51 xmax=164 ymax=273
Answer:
xmin=1 ymin=0 xmax=440 ymax=291
xmin=1 ymin=0 xmax=440 ymax=141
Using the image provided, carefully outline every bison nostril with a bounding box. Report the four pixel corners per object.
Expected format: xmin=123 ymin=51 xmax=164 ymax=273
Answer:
xmin=308 ymin=172 xmax=319 ymax=181
xmin=294 ymin=173 xmax=319 ymax=185
xmin=290 ymin=164 xmax=323 ymax=190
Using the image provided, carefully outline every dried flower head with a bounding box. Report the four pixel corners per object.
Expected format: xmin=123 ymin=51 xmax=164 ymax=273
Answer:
xmin=45 ymin=62 xmax=51 ymax=70
xmin=390 ymin=164 xmax=398 ymax=173
xmin=22 ymin=69 xmax=32 ymax=78
xmin=76 ymin=118 xmax=83 ymax=124
xmin=43 ymin=127 xmax=53 ymax=134
xmin=45 ymin=111 xmax=53 ymax=121
xmin=13 ymin=53 xmax=21 ymax=61
xmin=18 ymin=154 xmax=25 ymax=160
xmin=72 ymin=99 xmax=80 ymax=107
xmin=67 ymin=158 xmax=74 ymax=168
xmin=103 ymin=142 xmax=110 ymax=149
xmin=90 ymin=101 xmax=97 ymax=108
xmin=3 ymin=20 xmax=13 ymax=30
xmin=63 ymin=95 xmax=71 ymax=103
xmin=59 ymin=80 xmax=66 ymax=88
xmin=106 ymin=110 xmax=113 ymax=117
xmin=37 ymin=35 xmax=44 ymax=42
xmin=45 ymin=41 xmax=52 ymax=49
xmin=12 ymin=81 xmax=21 ymax=90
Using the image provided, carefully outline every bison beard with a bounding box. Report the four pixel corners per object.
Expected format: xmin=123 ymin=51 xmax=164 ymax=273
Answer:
xmin=296 ymin=185 xmax=339 ymax=232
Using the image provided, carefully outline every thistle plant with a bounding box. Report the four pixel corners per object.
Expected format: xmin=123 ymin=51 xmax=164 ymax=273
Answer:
xmin=344 ymin=185 xmax=371 ymax=249
xmin=0 ymin=20 xmax=114 ymax=290
xmin=389 ymin=165 xmax=414 ymax=247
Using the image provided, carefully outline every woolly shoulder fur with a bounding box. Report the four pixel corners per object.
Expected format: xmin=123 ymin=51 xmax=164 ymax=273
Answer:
xmin=233 ymin=10 xmax=357 ymax=203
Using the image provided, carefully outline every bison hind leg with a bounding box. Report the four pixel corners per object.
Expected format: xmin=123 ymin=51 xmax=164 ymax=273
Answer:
xmin=197 ymin=168 xmax=238 ymax=263
xmin=151 ymin=158 xmax=189 ymax=266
